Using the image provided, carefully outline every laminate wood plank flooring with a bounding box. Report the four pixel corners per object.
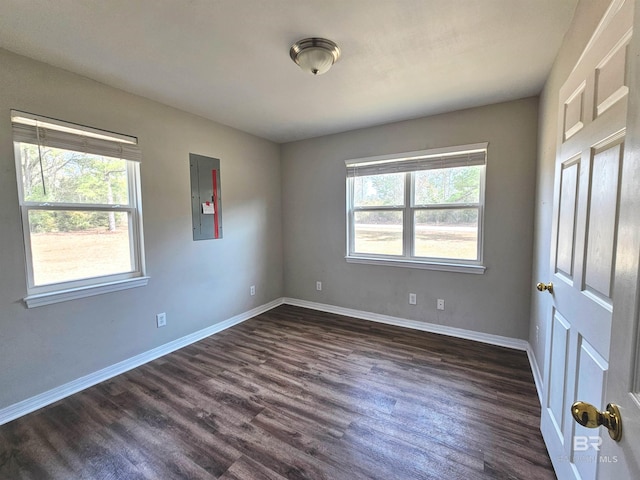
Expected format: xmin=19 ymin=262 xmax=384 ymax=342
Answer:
xmin=0 ymin=305 xmax=555 ymax=479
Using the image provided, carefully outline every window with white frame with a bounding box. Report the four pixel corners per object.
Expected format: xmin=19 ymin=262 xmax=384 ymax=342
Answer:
xmin=12 ymin=111 xmax=148 ymax=307
xmin=346 ymin=143 xmax=487 ymax=273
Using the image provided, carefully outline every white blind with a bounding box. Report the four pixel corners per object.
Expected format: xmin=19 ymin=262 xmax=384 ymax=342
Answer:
xmin=346 ymin=143 xmax=487 ymax=177
xmin=11 ymin=111 xmax=141 ymax=162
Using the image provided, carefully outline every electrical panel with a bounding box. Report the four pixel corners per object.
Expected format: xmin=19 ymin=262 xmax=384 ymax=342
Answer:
xmin=189 ymin=153 xmax=222 ymax=241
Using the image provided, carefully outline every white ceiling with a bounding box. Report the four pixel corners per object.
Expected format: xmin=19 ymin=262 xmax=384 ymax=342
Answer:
xmin=0 ymin=0 xmax=578 ymax=143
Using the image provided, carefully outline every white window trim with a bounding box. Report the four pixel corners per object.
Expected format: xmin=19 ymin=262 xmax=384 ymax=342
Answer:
xmin=23 ymin=276 xmax=150 ymax=308
xmin=345 ymin=143 xmax=487 ymax=274
xmin=344 ymin=255 xmax=486 ymax=274
xmin=12 ymin=110 xmax=148 ymax=307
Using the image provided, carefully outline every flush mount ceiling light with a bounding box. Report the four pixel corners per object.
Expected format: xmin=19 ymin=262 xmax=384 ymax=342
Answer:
xmin=289 ymin=37 xmax=341 ymax=75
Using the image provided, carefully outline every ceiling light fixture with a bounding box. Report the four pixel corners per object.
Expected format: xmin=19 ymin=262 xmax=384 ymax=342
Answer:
xmin=289 ymin=37 xmax=341 ymax=75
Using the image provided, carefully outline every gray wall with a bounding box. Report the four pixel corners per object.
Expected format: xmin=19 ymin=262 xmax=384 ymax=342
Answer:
xmin=529 ymin=0 xmax=611 ymax=373
xmin=281 ymin=98 xmax=538 ymax=339
xmin=0 ymin=49 xmax=283 ymax=409
xmin=3 ymin=0 xmax=610 ymax=411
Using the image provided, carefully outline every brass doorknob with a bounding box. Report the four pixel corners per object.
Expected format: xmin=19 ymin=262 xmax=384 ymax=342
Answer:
xmin=536 ymin=282 xmax=553 ymax=293
xmin=571 ymin=401 xmax=622 ymax=441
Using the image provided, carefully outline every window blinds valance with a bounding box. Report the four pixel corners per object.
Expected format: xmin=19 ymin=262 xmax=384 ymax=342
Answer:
xmin=11 ymin=111 xmax=141 ymax=162
xmin=346 ymin=143 xmax=487 ymax=177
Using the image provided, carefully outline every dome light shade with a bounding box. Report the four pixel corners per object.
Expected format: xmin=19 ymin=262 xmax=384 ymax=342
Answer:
xmin=290 ymin=38 xmax=340 ymax=75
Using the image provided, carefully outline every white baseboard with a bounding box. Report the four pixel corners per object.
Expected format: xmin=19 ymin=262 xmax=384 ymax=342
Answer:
xmin=0 ymin=298 xmax=284 ymax=426
xmin=283 ymin=297 xmax=545 ymax=404
xmin=283 ymin=297 xmax=529 ymax=351
xmin=526 ymin=345 xmax=544 ymax=404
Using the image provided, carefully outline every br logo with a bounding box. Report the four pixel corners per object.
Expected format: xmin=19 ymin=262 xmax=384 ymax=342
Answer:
xmin=574 ymin=435 xmax=602 ymax=451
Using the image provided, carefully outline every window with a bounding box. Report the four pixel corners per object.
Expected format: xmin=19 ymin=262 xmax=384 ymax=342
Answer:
xmin=12 ymin=111 xmax=148 ymax=307
xmin=346 ymin=143 xmax=487 ymax=273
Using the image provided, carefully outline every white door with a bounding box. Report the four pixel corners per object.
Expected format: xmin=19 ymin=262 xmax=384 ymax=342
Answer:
xmin=540 ymin=1 xmax=637 ymax=479
xmin=598 ymin=0 xmax=640 ymax=476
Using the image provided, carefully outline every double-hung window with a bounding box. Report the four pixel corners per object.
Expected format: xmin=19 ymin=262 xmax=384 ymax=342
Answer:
xmin=346 ymin=143 xmax=487 ymax=273
xmin=12 ymin=111 xmax=148 ymax=307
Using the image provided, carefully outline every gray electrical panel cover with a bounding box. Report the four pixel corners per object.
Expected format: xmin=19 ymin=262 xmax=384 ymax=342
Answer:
xmin=189 ymin=153 xmax=223 ymax=241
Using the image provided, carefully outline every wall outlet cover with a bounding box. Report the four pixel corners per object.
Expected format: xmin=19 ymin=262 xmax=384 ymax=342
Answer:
xmin=156 ymin=312 xmax=167 ymax=327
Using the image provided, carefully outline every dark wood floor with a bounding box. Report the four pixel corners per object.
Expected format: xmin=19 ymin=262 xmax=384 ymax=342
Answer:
xmin=0 ymin=305 xmax=555 ymax=480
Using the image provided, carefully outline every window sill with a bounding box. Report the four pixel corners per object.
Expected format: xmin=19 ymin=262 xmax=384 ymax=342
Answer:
xmin=23 ymin=276 xmax=150 ymax=308
xmin=345 ymin=256 xmax=486 ymax=274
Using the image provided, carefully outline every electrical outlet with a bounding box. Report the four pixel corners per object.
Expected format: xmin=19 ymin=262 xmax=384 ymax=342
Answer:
xmin=409 ymin=293 xmax=417 ymax=305
xmin=156 ymin=312 xmax=167 ymax=328
xmin=437 ymin=299 xmax=445 ymax=310
xmin=316 ymin=281 xmax=322 ymax=291
xmin=250 ymin=285 xmax=255 ymax=296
